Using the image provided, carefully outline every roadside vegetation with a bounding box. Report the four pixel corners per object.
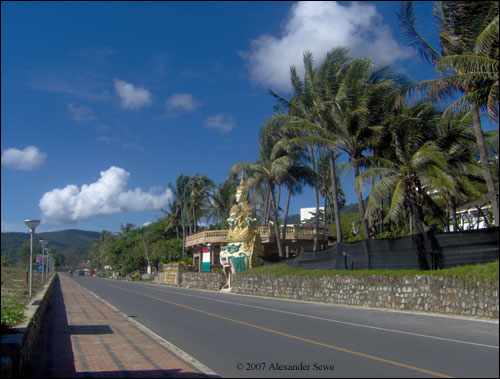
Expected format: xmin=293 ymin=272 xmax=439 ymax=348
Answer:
xmin=1 ymin=264 xmax=45 ymax=332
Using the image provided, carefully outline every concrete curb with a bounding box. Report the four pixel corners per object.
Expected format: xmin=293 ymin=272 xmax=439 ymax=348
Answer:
xmin=1 ymin=273 xmax=56 ymax=378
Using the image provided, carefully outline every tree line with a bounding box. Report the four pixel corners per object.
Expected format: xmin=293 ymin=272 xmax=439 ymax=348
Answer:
xmin=88 ymin=1 xmax=498 ymax=275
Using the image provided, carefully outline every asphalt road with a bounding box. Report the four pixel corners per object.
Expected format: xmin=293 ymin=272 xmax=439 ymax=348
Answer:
xmin=70 ymin=274 xmax=499 ymax=378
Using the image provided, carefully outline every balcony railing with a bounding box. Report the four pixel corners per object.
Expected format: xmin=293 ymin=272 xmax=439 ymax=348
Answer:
xmin=185 ymin=226 xmax=327 ymax=247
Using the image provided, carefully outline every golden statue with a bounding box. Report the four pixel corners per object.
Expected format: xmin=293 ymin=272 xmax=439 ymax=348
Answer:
xmin=220 ymin=172 xmax=263 ymax=290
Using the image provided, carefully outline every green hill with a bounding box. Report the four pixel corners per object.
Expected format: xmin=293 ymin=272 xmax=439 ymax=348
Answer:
xmin=340 ymin=202 xmax=361 ymax=214
xmin=1 ymin=229 xmax=100 ymax=267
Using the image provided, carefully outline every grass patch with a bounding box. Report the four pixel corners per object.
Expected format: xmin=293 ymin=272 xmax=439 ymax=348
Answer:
xmin=1 ymin=264 xmax=45 ymax=330
xmin=244 ymin=261 xmax=499 ymax=285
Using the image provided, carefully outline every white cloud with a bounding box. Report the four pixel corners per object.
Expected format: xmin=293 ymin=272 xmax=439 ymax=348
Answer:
xmin=114 ymin=79 xmax=152 ymax=110
xmin=165 ymin=93 xmax=201 ymax=116
xmin=39 ymin=166 xmax=172 ymax=224
xmin=204 ymin=114 xmax=235 ymax=133
xmin=241 ymin=1 xmax=412 ymax=92
xmin=68 ymin=103 xmax=95 ymax=122
xmin=1 ymin=146 xmax=46 ymax=170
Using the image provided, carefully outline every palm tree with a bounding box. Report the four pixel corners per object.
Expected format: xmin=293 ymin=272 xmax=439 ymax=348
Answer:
xmin=269 ymin=48 xmax=351 ymax=244
xmin=434 ymin=111 xmax=485 ymax=231
xmin=264 ymin=126 xmax=318 ymax=254
xmin=317 ymin=150 xmax=346 ymax=226
xmin=327 ymin=57 xmax=410 ymax=239
xmin=398 ymin=1 xmax=499 ymax=226
xmin=168 ymin=174 xmax=191 ymax=257
xmin=89 ymin=230 xmax=116 ymax=269
xmin=161 ymin=199 xmax=182 ymax=239
xmin=187 ymin=174 xmax=215 ymax=234
xmin=230 ymin=125 xmax=303 ymax=258
xmin=357 ymin=103 xmax=456 ymax=236
xmin=207 ymin=180 xmax=236 ymax=229
xmin=120 ymin=223 xmax=136 ymax=235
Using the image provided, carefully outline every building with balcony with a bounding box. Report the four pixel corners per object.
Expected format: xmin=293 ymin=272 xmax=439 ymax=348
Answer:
xmin=186 ymin=226 xmax=329 ymax=272
xmin=449 ymin=199 xmax=493 ymax=231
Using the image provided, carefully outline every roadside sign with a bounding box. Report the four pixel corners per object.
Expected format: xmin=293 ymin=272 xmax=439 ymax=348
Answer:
xmin=201 ymin=246 xmax=211 ymax=272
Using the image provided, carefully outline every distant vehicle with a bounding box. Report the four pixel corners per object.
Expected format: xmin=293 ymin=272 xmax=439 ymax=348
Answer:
xmin=79 ymin=270 xmax=85 ymax=276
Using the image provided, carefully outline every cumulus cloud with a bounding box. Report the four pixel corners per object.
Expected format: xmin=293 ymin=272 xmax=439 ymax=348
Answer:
xmin=39 ymin=166 xmax=172 ymax=224
xmin=114 ymin=79 xmax=152 ymax=110
xmin=67 ymin=103 xmax=95 ymax=122
xmin=204 ymin=114 xmax=235 ymax=133
xmin=241 ymin=1 xmax=412 ymax=92
xmin=165 ymin=93 xmax=201 ymax=116
xmin=1 ymin=146 xmax=46 ymax=170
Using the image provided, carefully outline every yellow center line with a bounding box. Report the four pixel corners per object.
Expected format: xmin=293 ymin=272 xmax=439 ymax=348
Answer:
xmin=99 ymin=281 xmax=454 ymax=378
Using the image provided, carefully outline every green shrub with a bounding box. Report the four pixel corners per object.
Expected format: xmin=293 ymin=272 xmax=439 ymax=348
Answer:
xmin=1 ymin=300 xmax=25 ymax=327
xmin=130 ymin=271 xmax=141 ymax=281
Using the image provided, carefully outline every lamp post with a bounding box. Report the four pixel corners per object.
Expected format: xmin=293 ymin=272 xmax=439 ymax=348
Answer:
xmin=46 ymin=248 xmax=51 ymax=276
xmin=39 ymin=240 xmax=47 ymax=283
xmin=24 ymin=220 xmax=40 ymax=298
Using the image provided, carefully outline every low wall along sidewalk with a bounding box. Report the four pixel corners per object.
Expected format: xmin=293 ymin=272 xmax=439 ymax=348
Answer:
xmin=1 ymin=273 xmax=56 ymax=378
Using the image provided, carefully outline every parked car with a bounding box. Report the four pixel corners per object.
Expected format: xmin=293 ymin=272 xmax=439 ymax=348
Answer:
xmin=79 ymin=270 xmax=85 ymax=276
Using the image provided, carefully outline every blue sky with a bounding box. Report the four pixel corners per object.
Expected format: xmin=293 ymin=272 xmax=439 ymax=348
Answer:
xmin=2 ymin=1 xmax=492 ymax=234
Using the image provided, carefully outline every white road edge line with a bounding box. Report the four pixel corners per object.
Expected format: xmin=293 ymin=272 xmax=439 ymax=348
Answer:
xmin=84 ymin=283 xmax=219 ymax=377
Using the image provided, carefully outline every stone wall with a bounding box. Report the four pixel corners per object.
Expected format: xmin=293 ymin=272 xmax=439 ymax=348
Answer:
xmin=176 ymin=272 xmax=498 ymax=319
xmin=161 ymin=264 xmax=184 ymax=286
xmin=230 ymin=274 xmax=499 ymax=318
xmin=182 ymin=272 xmax=225 ymax=291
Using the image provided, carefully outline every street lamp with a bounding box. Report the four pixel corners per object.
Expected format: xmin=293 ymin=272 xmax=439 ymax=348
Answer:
xmin=39 ymin=240 xmax=48 ymax=283
xmin=46 ymin=248 xmax=51 ymax=276
xmin=24 ymin=219 xmax=40 ymax=298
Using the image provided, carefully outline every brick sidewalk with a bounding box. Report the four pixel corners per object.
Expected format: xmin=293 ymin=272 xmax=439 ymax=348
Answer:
xmin=25 ymin=274 xmax=218 ymax=378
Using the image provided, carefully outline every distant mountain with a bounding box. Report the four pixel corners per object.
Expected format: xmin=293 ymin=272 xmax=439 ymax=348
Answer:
xmin=340 ymin=202 xmax=361 ymax=214
xmin=37 ymin=229 xmax=101 ymax=253
xmin=1 ymin=229 xmax=100 ymax=266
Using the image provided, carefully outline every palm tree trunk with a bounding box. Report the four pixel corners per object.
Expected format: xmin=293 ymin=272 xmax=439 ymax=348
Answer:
xmin=180 ymin=206 xmax=186 ymax=258
xmin=328 ymin=148 xmax=343 ymax=243
xmin=353 ymin=163 xmax=370 ymax=239
xmin=309 ymin=145 xmax=319 ymax=251
xmin=409 ymin=207 xmax=414 ymax=235
xmin=193 ymin=205 xmax=196 ymax=234
xmin=451 ymin=196 xmax=459 ymax=231
xmin=413 ymin=196 xmax=434 ymax=269
xmin=470 ymin=102 xmax=499 ymax=226
xmin=269 ymin=183 xmax=284 ymax=258
xmin=281 ymin=187 xmax=292 ymax=256
xmin=277 ymin=184 xmax=281 ymax=216
xmin=380 ymin=198 xmax=384 ymax=235
xmin=264 ymin=186 xmax=271 ymax=227
xmin=185 ymin=200 xmax=192 ymax=235
xmin=324 ymin=194 xmax=328 ymax=225
xmin=445 ymin=206 xmax=450 ymax=232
